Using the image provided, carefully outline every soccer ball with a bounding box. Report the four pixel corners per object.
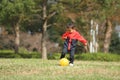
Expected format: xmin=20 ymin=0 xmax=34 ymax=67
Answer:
xmin=59 ymin=58 xmax=69 ymax=66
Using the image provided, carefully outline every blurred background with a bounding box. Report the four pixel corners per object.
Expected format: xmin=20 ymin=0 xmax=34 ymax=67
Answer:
xmin=0 ymin=0 xmax=120 ymax=59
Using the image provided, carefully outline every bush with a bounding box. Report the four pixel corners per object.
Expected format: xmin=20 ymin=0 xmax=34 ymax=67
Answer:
xmin=48 ymin=53 xmax=120 ymax=61
xmin=0 ymin=50 xmax=21 ymax=58
xmin=48 ymin=53 xmax=61 ymax=60
xmin=75 ymin=53 xmax=120 ymax=61
xmin=0 ymin=50 xmax=41 ymax=58
xmin=0 ymin=50 xmax=120 ymax=61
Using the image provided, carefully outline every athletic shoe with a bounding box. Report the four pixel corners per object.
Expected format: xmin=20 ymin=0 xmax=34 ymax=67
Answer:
xmin=69 ymin=63 xmax=74 ymax=66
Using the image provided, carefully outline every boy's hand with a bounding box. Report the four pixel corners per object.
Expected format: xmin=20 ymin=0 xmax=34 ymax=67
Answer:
xmin=84 ymin=43 xmax=88 ymax=52
xmin=84 ymin=43 xmax=87 ymax=46
xmin=64 ymin=37 xmax=67 ymax=39
xmin=62 ymin=37 xmax=67 ymax=40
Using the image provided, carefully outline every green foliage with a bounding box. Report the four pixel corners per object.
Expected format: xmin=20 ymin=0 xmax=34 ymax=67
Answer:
xmin=0 ymin=50 xmax=120 ymax=61
xmin=96 ymin=0 xmax=120 ymax=20
xmin=0 ymin=50 xmax=21 ymax=58
xmin=60 ymin=0 xmax=82 ymax=12
xmin=75 ymin=17 xmax=89 ymax=40
xmin=109 ymin=32 xmax=120 ymax=54
xmin=48 ymin=53 xmax=61 ymax=60
xmin=47 ymin=18 xmax=73 ymax=44
xmin=76 ymin=53 xmax=120 ymax=61
xmin=0 ymin=50 xmax=41 ymax=58
xmin=48 ymin=52 xmax=120 ymax=61
xmin=0 ymin=0 xmax=35 ymax=25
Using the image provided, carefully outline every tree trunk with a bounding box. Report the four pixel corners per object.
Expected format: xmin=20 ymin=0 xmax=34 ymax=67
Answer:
xmin=103 ymin=19 xmax=112 ymax=53
xmin=41 ymin=20 xmax=47 ymax=59
xmin=41 ymin=0 xmax=47 ymax=59
xmin=14 ymin=24 xmax=20 ymax=54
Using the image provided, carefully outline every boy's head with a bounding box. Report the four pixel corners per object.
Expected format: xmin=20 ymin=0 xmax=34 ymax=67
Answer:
xmin=66 ymin=23 xmax=75 ymax=32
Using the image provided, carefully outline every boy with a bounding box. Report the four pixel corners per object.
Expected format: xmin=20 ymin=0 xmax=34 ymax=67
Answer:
xmin=60 ymin=23 xmax=87 ymax=66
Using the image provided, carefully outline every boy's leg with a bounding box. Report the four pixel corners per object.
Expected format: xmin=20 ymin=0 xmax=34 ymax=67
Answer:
xmin=69 ymin=48 xmax=75 ymax=64
xmin=60 ymin=47 xmax=68 ymax=59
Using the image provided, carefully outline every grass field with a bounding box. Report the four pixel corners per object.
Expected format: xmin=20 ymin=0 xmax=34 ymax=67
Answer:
xmin=0 ymin=59 xmax=120 ymax=80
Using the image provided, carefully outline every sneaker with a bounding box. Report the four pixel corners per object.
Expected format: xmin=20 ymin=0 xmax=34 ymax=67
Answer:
xmin=69 ymin=63 xmax=74 ymax=66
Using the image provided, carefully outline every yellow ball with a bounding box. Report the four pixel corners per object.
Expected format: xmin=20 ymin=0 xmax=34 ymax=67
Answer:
xmin=59 ymin=58 xmax=69 ymax=66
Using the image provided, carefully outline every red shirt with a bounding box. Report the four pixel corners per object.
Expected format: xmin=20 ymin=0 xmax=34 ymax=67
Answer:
xmin=62 ymin=30 xmax=87 ymax=50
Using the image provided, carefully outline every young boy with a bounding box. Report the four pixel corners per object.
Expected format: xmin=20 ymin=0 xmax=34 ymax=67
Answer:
xmin=60 ymin=23 xmax=87 ymax=66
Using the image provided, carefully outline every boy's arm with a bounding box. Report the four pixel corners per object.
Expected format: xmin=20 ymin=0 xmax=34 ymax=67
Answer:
xmin=62 ymin=32 xmax=69 ymax=39
xmin=76 ymin=32 xmax=87 ymax=46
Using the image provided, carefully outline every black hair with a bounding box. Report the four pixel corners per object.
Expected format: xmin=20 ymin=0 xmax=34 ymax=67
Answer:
xmin=66 ymin=23 xmax=75 ymax=28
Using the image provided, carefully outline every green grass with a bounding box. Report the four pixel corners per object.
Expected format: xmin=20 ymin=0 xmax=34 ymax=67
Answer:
xmin=0 ymin=59 xmax=120 ymax=80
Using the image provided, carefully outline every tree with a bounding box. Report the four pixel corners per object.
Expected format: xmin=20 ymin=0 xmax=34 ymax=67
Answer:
xmin=96 ymin=0 xmax=120 ymax=53
xmin=0 ymin=0 xmax=35 ymax=53
xmin=33 ymin=0 xmax=65 ymax=59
